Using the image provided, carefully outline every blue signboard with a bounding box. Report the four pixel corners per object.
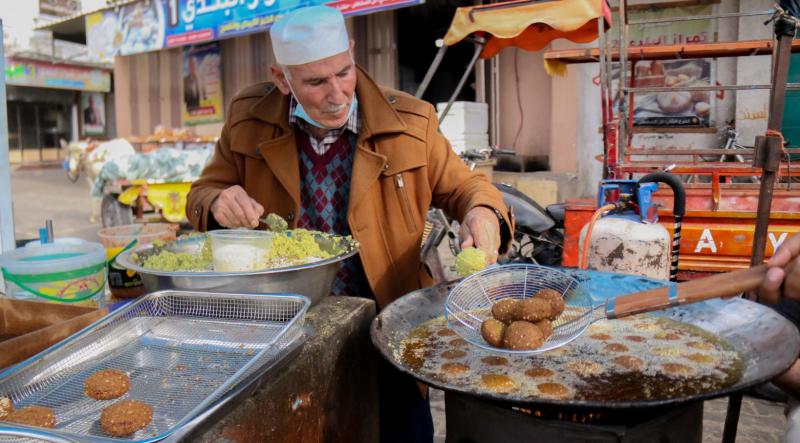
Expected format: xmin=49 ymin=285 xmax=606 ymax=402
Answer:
xmin=87 ymin=0 xmax=425 ymax=57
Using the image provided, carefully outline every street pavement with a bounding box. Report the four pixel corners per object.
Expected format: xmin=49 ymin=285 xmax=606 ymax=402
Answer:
xmin=8 ymin=166 xmax=791 ymax=442
xmin=10 ymin=166 xmax=101 ymax=244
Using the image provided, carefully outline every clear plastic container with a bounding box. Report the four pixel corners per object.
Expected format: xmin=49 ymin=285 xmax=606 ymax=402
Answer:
xmin=209 ymin=229 xmax=274 ymax=272
xmin=98 ymin=223 xmax=178 ymax=257
xmin=0 ymin=242 xmax=107 ymax=307
xmin=98 ymin=223 xmax=177 ymax=298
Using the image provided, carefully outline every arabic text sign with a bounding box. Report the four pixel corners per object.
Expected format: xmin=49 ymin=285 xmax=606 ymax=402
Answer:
xmin=4 ymin=58 xmax=111 ymax=92
xmin=165 ymin=0 xmax=424 ymax=47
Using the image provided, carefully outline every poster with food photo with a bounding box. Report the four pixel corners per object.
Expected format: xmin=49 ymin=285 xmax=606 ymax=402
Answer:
xmin=632 ymin=60 xmax=713 ymax=127
xmin=608 ymin=4 xmax=715 ymax=127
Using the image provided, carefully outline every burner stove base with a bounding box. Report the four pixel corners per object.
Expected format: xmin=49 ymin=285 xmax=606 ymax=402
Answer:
xmin=444 ymin=392 xmax=703 ymax=443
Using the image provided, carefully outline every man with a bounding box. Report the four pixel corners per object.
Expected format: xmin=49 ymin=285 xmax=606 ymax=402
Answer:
xmin=186 ymin=6 xmax=512 ymax=442
xmin=760 ymin=234 xmax=800 ymax=442
xmin=83 ymin=95 xmax=101 ymax=126
xmin=184 ymin=56 xmax=206 ymax=112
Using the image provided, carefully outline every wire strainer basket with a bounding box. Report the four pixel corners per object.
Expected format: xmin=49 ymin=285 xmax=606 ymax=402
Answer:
xmin=445 ymin=264 xmax=591 ymax=354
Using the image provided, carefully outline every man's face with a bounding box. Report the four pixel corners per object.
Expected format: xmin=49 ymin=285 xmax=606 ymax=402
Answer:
xmin=272 ymin=49 xmax=357 ymax=129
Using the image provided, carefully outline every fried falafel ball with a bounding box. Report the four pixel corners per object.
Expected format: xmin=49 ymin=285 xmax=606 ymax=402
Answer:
xmin=481 ymin=318 xmax=507 ymax=347
xmin=503 ymin=321 xmax=545 ymax=350
xmin=491 ymin=299 xmax=519 ymax=324
xmin=535 ymin=288 xmax=566 ymax=320
xmin=513 ymin=298 xmax=552 ymax=322
xmin=534 ymin=319 xmax=553 ymax=339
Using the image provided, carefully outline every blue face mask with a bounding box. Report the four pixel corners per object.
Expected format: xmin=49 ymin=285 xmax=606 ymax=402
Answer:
xmin=291 ymin=90 xmax=358 ymax=129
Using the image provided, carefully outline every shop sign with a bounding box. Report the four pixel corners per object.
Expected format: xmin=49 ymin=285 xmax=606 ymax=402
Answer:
xmin=4 ymin=58 xmax=111 ymax=92
xmin=165 ymin=0 xmax=423 ymax=45
xmin=183 ymin=42 xmax=224 ymax=125
xmin=85 ymin=1 xmax=166 ymax=59
xmin=86 ymin=0 xmax=425 ymax=58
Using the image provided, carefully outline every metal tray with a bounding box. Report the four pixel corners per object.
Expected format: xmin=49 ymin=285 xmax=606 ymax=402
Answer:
xmin=116 ymin=234 xmax=359 ymax=305
xmin=0 ymin=290 xmax=309 ymax=442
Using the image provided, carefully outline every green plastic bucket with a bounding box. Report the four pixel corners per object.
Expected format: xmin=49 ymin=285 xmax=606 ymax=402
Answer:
xmin=0 ymin=241 xmax=107 ymax=307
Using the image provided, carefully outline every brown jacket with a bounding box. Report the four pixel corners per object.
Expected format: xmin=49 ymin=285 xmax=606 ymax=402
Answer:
xmin=187 ymin=68 xmax=512 ymax=308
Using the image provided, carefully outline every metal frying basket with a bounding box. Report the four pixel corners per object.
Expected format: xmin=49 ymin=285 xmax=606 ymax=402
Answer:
xmin=445 ymin=264 xmax=591 ymax=354
xmin=0 ymin=291 xmax=309 ymax=442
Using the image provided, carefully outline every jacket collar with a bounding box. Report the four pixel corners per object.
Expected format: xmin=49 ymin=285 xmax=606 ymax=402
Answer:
xmin=248 ymin=65 xmax=406 ymax=139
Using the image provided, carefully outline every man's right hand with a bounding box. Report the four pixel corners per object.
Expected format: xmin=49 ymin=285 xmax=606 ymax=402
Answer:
xmin=760 ymin=234 xmax=800 ymax=305
xmin=210 ymin=185 xmax=264 ymax=229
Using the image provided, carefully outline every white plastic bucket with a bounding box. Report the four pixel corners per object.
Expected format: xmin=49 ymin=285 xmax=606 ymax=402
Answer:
xmin=0 ymin=242 xmax=107 ymax=307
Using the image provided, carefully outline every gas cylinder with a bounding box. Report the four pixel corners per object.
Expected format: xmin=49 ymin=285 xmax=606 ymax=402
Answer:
xmin=579 ymin=180 xmax=671 ymax=280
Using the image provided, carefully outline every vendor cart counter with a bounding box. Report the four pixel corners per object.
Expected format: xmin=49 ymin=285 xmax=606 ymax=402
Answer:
xmin=186 ymin=296 xmax=378 ymax=443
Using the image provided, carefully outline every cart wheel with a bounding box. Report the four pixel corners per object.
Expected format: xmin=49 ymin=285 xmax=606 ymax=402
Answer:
xmin=101 ymin=194 xmax=133 ymax=227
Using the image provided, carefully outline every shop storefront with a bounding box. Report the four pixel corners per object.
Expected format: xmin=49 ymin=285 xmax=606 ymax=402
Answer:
xmin=38 ymin=0 xmax=434 ymax=139
xmin=4 ymin=56 xmax=112 ymax=163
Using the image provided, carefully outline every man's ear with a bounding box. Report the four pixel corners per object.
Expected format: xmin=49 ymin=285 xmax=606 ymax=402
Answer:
xmin=270 ymin=66 xmax=291 ymax=95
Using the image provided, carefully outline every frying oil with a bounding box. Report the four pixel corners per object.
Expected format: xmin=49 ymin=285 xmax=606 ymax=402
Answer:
xmin=400 ymin=315 xmax=743 ymax=402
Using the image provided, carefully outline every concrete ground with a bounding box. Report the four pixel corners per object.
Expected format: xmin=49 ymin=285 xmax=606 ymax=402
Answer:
xmin=6 ymin=166 xmax=792 ymax=442
xmin=9 ymin=165 xmax=100 ymax=244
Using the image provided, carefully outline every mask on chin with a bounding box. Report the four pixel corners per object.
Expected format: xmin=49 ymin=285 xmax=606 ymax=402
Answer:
xmin=292 ymin=95 xmax=358 ymax=129
xmin=285 ymin=69 xmax=357 ymax=129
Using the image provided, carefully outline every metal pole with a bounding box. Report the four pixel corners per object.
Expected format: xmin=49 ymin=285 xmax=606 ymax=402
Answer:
xmin=618 ymin=0 xmax=629 ymax=165
xmin=439 ymin=41 xmax=484 ymax=124
xmin=415 ymin=44 xmax=448 ymax=99
xmin=751 ymin=15 xmax=795 ymax=271
xmin=629 ymin=9 xmax=774 ymax=25
xmin=0 ymin=19 xmax=17 ymax=258
xmin=626 ymin=83 xmax=800 ymax=93
xmin=598 ymin=17 xmax=610 ymax=179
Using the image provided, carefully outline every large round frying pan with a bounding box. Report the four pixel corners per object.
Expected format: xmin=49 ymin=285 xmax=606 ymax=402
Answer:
xmin=370 ymin=269 xmax=800 ymax=408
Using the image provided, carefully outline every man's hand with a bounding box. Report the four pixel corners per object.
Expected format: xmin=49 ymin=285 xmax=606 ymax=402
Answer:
xmin=210 ymin=185 xmax=264 ymax=229
xmin=760 ymin=234 xmax=800 ymax=304
xmin=459 ymin=206 xmax=501 ymax=265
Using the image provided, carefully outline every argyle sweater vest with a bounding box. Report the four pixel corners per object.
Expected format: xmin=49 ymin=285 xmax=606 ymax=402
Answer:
xmin=296 ymin=130 xmax=371 ymax=298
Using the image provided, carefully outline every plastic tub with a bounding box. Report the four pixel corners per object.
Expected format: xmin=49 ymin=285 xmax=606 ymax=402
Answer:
xmin=0 ymin=242 xmax=107 ymax=307
xmin=209 ymin=229 xmax=274 ymax=272
xmin=98 ymin=223 xmax=177 ymax=298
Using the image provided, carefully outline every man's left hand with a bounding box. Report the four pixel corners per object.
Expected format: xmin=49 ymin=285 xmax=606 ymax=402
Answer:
xmin=460 ymin=206 xmax=501 ymax=265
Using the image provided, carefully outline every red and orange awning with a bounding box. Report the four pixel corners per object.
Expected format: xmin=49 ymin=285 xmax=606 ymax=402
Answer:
xmin=443 ymin=0 xmax=612 ymax=59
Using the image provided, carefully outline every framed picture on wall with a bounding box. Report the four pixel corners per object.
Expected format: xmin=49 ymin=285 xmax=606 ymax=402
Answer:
xmin=81 ymin=92 xmax=106 ymax=136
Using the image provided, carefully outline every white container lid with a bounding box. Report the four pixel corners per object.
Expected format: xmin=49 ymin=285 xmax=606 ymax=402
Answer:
xmin=0 ymin=242 xmax=106 ymax=275
xmin=25 ymin=237 xmax=86 ymax=248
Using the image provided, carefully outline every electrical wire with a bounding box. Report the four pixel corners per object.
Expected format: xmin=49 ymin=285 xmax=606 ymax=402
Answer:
xmin=512 ymin=49 xmax=524 ymax=150
xmin=579 ymin=204 xmax=616 ymax=270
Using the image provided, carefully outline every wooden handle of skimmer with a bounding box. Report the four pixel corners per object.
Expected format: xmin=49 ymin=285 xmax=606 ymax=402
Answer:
xmin=609 ymin=265 xmax=769 ymax=319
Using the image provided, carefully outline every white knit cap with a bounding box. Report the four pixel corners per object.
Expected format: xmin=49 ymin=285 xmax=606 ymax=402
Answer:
xmin=270 ymin=6 xmax=349 ymax=66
